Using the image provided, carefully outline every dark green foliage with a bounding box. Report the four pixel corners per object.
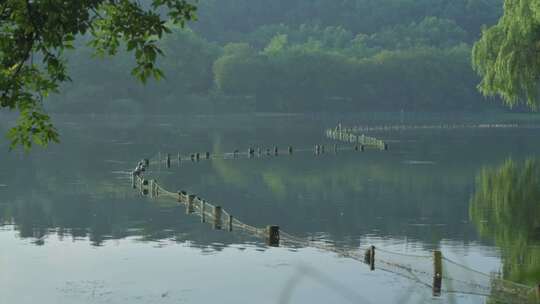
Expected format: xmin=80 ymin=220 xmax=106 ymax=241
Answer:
xmin=0 ymin=0 xmax=196 ymax=150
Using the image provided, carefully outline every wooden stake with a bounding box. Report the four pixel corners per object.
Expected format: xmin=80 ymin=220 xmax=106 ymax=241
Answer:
xmin=195 ymin=153 xmax=200 ymax=161
xmin=228 ymin=215 xmax=233 ymax=232
xmin=433 ymin=250 xmax=443 ymax=297
xmin=205 ymin=152 xmax=210 ymax=159
xmin=274 ymin=146 xmax=278 ymax=156
xmin=213 ymin=206 xmax=222 ymax=230
xmin=370 ymin=246 xmax=375 ymax=271
xmin=266 ymin=225 xmax=280 ymax=247
xmin=201 ymin=201 xmax=206 ymax=223
xmin=166 ymin=154 xmax=171 ymax=168
xmin=288 ymin=146 xmax=293 ymax=154
xmin=186 ymin=194 xmax=194 ymax=214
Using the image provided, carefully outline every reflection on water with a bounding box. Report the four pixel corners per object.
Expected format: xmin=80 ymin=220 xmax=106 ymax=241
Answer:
xmin=1 ymin=114 xmax=540 ymax=303
xmin=470 ymin=158 xmax=540 ymax=287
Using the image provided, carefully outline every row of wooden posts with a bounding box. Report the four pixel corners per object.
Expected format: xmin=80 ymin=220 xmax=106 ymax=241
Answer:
xmin=153 ymin=143 xmax=368 ymax=169
xmin=132 ymin=170 xmax=540 ymax=300
xmin=135 ymin=176 xmax=280 ymax=247
xmin=326 ymin=128 xmax=388 ymax=151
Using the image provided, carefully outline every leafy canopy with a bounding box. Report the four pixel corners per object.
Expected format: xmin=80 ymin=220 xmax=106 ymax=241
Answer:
xmin=472 ymin=0 xmax=540 ymax=109
xmin=0 ymin=0 xmax=196 ymax=150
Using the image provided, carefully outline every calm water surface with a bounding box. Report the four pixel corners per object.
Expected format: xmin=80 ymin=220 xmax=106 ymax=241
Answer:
xmin=1 ymin=114 xmax=539 ymax=304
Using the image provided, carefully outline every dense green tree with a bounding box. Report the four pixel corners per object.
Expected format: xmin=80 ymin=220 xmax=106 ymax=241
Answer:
xmin=0 ymin=0 xmax=196 ymax=149
xmin=472 ymin=0 xmax=540 ymax=109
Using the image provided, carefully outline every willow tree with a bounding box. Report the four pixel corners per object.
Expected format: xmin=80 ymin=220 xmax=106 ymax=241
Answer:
xmin=472 ymin=1 xmax=540 ymax=109
xmin=0 ymin=1 xmax=196 ymax=150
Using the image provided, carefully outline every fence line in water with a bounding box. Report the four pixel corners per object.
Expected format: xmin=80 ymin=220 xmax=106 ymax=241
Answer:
xmin=325 ymin=125 xmax=388 ymax=150
xmin=338 ymin=123 xmax=521 ymax=133
xmin=131 ymin=163 xmax=538 ymax=303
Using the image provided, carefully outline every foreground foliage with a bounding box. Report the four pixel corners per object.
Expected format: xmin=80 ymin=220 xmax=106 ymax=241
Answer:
xmin=0 ymin=0 xmax=196 ymax=149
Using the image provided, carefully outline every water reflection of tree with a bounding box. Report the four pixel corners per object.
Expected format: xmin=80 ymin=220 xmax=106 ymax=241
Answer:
xmin=470 ymin=158 xmax=540 ymax=286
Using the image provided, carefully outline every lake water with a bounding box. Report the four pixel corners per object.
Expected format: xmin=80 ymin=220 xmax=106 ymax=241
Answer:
xmin=1 ymin=114 xmax=539 ymax=304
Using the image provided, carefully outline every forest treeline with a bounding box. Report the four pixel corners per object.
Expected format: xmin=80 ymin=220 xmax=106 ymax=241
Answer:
xmin=50 ymin=0 xmax=508 ymax=114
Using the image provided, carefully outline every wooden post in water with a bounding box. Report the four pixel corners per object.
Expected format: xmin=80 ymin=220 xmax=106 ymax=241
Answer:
xmin=186 ymin=195 xmax=195 ymax=214
xmin=177 ymin=153 xmax=181 ymax=164
xmin=266 ymin=225 xmax=280 ymax=247
xmin=166 ymin=154 xmax=171 ymax=168
xmin=201 ymin=200 xmax=206 ymax=223
xmin=131 ymin=173 xmax=136 ymax=189
xmin=177 ymin=191 xmax=182 ymax=203
xmin=314 ymin=144 xmax=319 ymax=155
xmin=433 ymin=250 xmax=443 ymax=297
xmin=205 ymin=152 xmax=210 ymax=160
xmin=141 ymin=179 xmax=149 ymax=196
xmin=228 ymin=215 xmax=233 ymax=232
xmin=370 ymin=246 xmax=375 ymax=271
xmin=144 ymin=158 xmax=150 ymax=168
xmin=196 ymin=153 xmax=200 ymax=161
xmin=288 ymin=146 xmax=293 ymax=154
xmin=274 ymin=146 xmax=278 ymax=156
xmin=213 ymin=206 xmax=222 ymax=230
xmin=248 ymin=147 xmax=254 ymax=158
xmin=190 ymin=154 xmax=195 ymax=161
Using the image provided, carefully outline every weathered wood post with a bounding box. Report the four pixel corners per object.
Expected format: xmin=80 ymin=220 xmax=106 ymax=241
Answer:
xmin=176 ymin=191 xmax=182 ymax=203
xmin=370 ymin=246 xmax=376 ymax=271
xmin=131 ymin=173 xmax=136 ymax=189
xmin=213 ymin=206 xmax=222 ymax=230
xmin=177 ymin=153 xmax=181 ymax=165
xmin=166 ymin=154 xmax=171 ymax=168
xmin=314 ymin=144 xmax=320 ymax=155
xmin=433 ymin=250 xmax=443 ymax=297
xmin=186 ymin=194 xmax=195 ymax=214
xmin=248 ymin=147 xmax=254 ymax=158
xmin=205 ymin=152 xmax=210 ymax=160
xmin=141 ymin=179 xmax=149 ymax=196
xmin=200 ymin=200 xmax=206 ymax=223
xmin=288 ymin=146 xmax=293 ymax=154
xmin=144 ymin=158 xmax=150 ymax=168
xmin=196 ymin=153 xmax=200 ymax=161
xmin=190 ymin=154 xmax=195 ymax=161
xmin=227 ymin=215 xmax=233 ymax=232
xmin=266 ymin=225 xmax=280 ymax=247
xmin=274 ymin=146 xmax=278 ymax=156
